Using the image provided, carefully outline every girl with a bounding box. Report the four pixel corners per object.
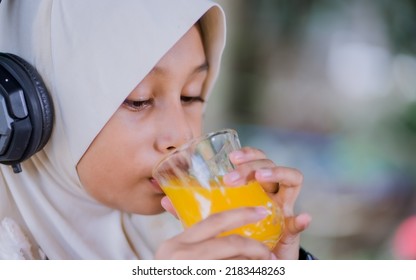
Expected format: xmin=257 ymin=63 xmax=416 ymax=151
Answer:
xmin=0 ymin=0 xmax=311 ymax=259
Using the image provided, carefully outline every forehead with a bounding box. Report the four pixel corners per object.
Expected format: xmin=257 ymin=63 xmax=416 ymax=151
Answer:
xmin=147 ymin=25 xmax=207 ymax=76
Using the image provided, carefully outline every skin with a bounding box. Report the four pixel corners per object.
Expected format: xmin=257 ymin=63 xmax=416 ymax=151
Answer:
xmin=77 ymin=25 xmax=310 ymax=260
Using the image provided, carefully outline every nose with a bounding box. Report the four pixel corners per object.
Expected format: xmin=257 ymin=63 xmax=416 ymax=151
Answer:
xmin=155 ymin=104 xmax=194 ymax=153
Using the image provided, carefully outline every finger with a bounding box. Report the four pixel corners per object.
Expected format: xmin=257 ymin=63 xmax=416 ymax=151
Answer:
xmin=172 ymin=235 xmax=274 ymax=260
xmin=178 ymin=207 xmax=269 ymax=243
xmin=255 ymin=166 xmax=304 ymax=211
xmin=161 ymin=196 xmax=178 ymax=219
xmin=229 ymin=147 xmax=267 ymax=165
xmin=272 ymin=213 xmax=311 ymax=259
xmin=209 ymin=235 xmax=273 ymax=260
xmin=255 ymin=166 xmax=303 ymax=188
xmin=223 ymin=158 xmax=275 ymax=186
xmin=286 ymin=213 xmax=311 ymax=236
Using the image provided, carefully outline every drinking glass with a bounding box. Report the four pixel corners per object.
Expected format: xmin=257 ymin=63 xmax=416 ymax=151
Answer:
xmin=152 ymin=129 xmax=284 ymax=249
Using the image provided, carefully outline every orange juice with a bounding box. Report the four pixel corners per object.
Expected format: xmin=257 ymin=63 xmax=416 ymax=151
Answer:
xmin=162 ymin=178 xmax=284 ymax=249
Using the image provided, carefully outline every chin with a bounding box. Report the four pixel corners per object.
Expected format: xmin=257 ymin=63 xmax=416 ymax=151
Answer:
xmin=141 ymin=207 xmax=166 ymax=215
xmin=130 ymin=201 xmax=166 ymax=215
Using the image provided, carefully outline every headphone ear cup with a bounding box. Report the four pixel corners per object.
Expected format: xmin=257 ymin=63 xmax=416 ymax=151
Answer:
xmin=0 ymin=53 xmax=54 ymax=171
xmin=6 ymin=54 xmax=54 ymax=151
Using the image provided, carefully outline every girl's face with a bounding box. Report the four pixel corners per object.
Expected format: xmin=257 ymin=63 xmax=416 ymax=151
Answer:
xmin=77 ymin=25 xmax=208 ymax=214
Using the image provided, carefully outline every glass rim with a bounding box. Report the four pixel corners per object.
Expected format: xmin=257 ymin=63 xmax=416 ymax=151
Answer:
xmin=152 ymin=128 xmax=238 ymax=175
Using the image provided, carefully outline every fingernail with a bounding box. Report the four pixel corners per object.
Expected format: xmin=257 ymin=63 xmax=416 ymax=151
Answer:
xmin=254 ymin=207 xmax=269 ymax=219
xmin=257 ymin=168 xmax=273 ymax=179
xmin=230 ymin=151 xmax=244 ymax=162
xmin=224 ymin=171 xmax=240 ymax=183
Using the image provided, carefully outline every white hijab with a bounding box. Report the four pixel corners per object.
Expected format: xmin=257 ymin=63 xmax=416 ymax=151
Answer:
xmin=0 ymin=0 xmax=225 ymax=259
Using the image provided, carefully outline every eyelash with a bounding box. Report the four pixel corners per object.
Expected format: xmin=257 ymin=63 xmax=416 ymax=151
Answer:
xmin=122 ymin=96 xmax=205 ymax=111
xmin=180 ymin=96 xmax=205 ymax=104
xmin=122 ymin=99 xmax=153 ymax=111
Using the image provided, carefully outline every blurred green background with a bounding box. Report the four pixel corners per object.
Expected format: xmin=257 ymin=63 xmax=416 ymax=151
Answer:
xmin=204 ymin=0 xmax=416 ymax=259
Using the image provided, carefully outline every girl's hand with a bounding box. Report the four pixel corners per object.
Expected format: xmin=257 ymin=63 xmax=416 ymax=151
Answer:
xmin=155 ymin=206 xmax=277 ymax=259
xmin=222 ymin=147 xmax=311 ymax=259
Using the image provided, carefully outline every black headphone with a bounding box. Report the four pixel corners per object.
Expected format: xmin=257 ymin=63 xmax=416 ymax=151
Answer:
xmin=0 ymin=53 xmax=54 ymax=173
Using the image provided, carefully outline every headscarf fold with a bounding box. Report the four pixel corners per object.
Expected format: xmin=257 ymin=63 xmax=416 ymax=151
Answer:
xmin=0 ymin=0 xmax=225 ymax=259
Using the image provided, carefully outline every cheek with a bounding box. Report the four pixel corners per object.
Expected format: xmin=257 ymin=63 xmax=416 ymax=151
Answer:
xmin=77 ymin=114 xmax=148 ymax=207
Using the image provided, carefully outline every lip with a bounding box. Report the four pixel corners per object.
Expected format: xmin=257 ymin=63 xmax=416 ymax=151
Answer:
xmin=149 ymin=178 xmax=164 ymax=194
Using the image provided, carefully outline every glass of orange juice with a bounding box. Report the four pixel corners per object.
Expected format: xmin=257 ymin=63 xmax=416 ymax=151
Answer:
xmin=152 ymin=129 xmax=284 ymax=249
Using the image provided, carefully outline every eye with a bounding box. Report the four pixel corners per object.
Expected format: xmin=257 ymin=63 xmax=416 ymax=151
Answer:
xmin=122 ymin=99 xmax=154 ymax=111
xmin=181 ymin=96 xmax=205 ymax=105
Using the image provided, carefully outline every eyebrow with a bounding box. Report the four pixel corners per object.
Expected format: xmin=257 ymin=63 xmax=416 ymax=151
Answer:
xmin=151 ymin=61 xmax=209 ymax=76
